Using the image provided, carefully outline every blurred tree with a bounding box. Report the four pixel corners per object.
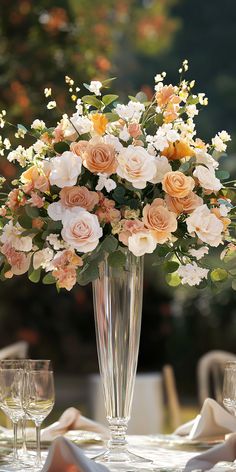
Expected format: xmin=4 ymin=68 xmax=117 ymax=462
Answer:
xmin=0 ymin=0 xmax=179 ymax=123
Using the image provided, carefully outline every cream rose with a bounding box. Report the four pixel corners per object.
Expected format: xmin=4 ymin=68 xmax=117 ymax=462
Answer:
xmin=193 ymin=165 xmax=222 ymax=193
xmin=128 ymin=231 xmax=157 ymax=256
xmin=70 ymin=141 xmax=89 ymax=159
xmin=162 ymin=171 xmax=195 ymax=198
xmin=61 ymin=208 xmax=103 ymax=253
xmin=84 ymin=142 xmax=117 ymax=175
xmin=150 ymin=155 xmax=172 ymax=184
xmin=165 ymin=192 xmax=203 ymax=214
xmin=143 ymin=198 xmax=177 ymax=243
xmin=117 ymin=145 xmax=156 ymax=189
xmin=49 ymin=151 xmax=82 ymax=188
xmin=186 ymin=204 xmax=224 ymax=247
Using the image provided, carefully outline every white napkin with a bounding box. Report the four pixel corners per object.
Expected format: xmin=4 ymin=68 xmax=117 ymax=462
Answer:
xmin=185 ymin=432 xmax=236 ymax=471
xmin=41 ymin=407 xmax=109 ymax=441
xmin=175 ymin=398 xmax=236 ymax=440
xmin=42 ymin=436 xmax=108 ymax=472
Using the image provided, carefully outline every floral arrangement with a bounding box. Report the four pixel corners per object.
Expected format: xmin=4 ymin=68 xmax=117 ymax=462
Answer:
xmin=0 ymin=60 xmax=235 ymax=291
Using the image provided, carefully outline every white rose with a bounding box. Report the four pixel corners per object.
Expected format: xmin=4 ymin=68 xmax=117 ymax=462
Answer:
xmin=186 ymin=204 xmax=223 ymax=247
xmin=117 ymin=145 xmax=156 ymax=189
xmin=104 ymin=135 xmax=123 ymax=153
xmin=31 ymin=119 xmax=46 ymax=131
xmin=47 ymin=201 xmax=64 ymax=221
xmin=150 ymin=155 xmax=172 ymax=184
xmin=177 ymin=262 xmax=209 ymax=286
xmin=0 ymin=221 xmax=32 ymax=252
xmin=195 ymin=148 xmax=218 ymax=169
xmin=61 ymin=208 xmax=103 ymax=253
xmin=193 ymin=165 xmax=222 ymax=192
xmin=128 ymin=231 xmax=157 ymax=257
xmin=70 ymin=113 xmax=92 ymax=135
xmin=33 ymin=248 xmax=54 ymax=270
xmin=49 ymin=151 xmax=82 ymax=188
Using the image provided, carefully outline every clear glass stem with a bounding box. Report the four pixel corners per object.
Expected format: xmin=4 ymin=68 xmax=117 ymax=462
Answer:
xmin=12 ymin=421 xmax=18 ymax=462
xmin=93 ymin=250 xmax=147 ymax=465
xmin=35 ymin=422 xmax=42 ymax=467
xmin=21 ymin=417 xmax=27 ymax=454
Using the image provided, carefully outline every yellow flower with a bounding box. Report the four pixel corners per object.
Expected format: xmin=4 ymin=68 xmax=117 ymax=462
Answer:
xmin=91 ymin=113 xmax=108 ymax=135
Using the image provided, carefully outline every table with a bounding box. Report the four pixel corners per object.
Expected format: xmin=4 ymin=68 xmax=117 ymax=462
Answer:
xmin=0 ymin=434 xmax=233 ymax=471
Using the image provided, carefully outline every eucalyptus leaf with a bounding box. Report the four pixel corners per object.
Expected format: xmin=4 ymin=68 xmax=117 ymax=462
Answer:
xmin=42 ymin=273 xmax=56 ymax=285
xmin=54 ymin=142 xmax=70 ymax=154
xmin=29 ymin=268 xmax=41 ymax=283
xmin=108 ymin=250 xmax=126 ymax=268
xmin=82 ymin=95 xmax=102 ymax=108
xmin=25 ymin=205 xmax=39 ymax=219
xmin=163 ymin=261 xmax=179 ymax=273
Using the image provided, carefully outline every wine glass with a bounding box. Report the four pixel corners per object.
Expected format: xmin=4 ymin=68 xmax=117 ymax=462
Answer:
xmin=223 ymin=362 xmax=236 ymax=414
xmin=0 ymin=368 xmax=25 ymax=469
xmin=26 ymin=360 xmax=52 ymax=371
xmin=23 ymin=370 xmax=55 ymax=470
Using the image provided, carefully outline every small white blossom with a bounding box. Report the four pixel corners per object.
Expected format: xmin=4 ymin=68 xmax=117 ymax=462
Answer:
xmin=33 ymin=140 xmax=48 ymax=155
xmin=219 ymin=204 xmax=231 ymax=217
xmin=3 ymin=138 xmax=11 ymax=150
xmin=95 ymin=174 xmax=117 ymax=193
xmin=47 ymin=101 xmax=57 ymax=110
xmin=87 ymin=80 xmax=102 ymax=96
xmin=189 ymin=247 xmax=209 ymax=260
xmin=70 ymin=113 xmax=92 ymax=135
xmin=177 ymin=262 xmax=209 ymax=286
xmin=33 ymin=248 xmax=54 ymax=270
xmin=46 ymin=234 xmax=65 ymax=250
xmin=15 ymin=128 xmax=26 ymax=139
xmin=31 ymin=119 xmax=46 ymax=131
xmin=218 ymin=130 xmax=231 ymax=142
xmin=0 ymin=110 xmax=6 ymax=128
xmin=147 ymin=124 xmax=179 ymax=152
xmin=119 ymin=125 xmax=130 ymax=142
xmin=75 ymin=98 xmax=83 ymax=114
xmin=212 ymin=135 xmax=226 ymax=152
xmin=115 ymin=101 xmax=145 ymax=122
xmin=7 ymin=145 xmax=33 ymax=167
xmin=44 ymin=88 xmax=52 ymax=97
xmin=186 ymin=104 xmax=199 ymax=118
xmin=154 ymin=72 xmax=166 ymax=83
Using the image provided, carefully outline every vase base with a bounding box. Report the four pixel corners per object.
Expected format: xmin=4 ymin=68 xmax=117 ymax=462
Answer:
xmin=93 ymin=447 xmax=152 ymax=469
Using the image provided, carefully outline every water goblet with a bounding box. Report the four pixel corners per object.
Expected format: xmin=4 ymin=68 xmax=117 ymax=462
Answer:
xmin=23 ymin=370 xmax=55 ymax=470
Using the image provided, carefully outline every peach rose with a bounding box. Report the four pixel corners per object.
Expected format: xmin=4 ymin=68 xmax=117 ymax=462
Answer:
xmin=84 ymin=142 xmax=117 ymax=175
xmin=91 ymin=113 xmax=108 ymax=135
xmin=128 ymin=123 xmax=142 ymax=139
xmin=162 ymin=141 xmax=194 ymax=161
xmin=70 ymin=141 xmax=89 ymax=160
xmin=95 ymin=194 xmax=121 ymax=224
xmin=28 ymin=192 xmax=45 ymax=208
xmin=52 ymin=267 xmax=77 ymax=291
xmin=118 ymin=219 xmax=145 ymax=246
xmin=165 ymin=192 xmax=203 ymax=214
xmin=143 ymin=198 xmax=177 ymax=243
xmin=162 ymin=171 xmax=195 ymax=198
xmin=60 ymin=186 xmax=99 ymax=212
xmin=21 ymin=165 xmax=50 ymax=193
xmin=7 ymin=189 xmax=26 ymax=210
xmin=156 ymin=85 xmax=177 ymax=107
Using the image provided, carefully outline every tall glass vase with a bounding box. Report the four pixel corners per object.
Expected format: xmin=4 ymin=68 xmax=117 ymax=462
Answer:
xmin=92 ymin=249 xmax=151 ymax=467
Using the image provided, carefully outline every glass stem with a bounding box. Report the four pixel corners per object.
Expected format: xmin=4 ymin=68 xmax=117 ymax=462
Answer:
xmin=21 ymin=417 xmax=27 ymax=454
xmin=12 ymin=421 xmax=18 ymax=462
xmin=108 ymin=419 xmax=128 ymax=450
xmin=35 ymin=422 xmax=42 ymax=467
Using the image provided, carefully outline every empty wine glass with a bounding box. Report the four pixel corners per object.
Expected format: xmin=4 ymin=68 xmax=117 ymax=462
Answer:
xmin=23 ymin=370 xmax=55 ymax=470
xmin=223 ymin=362 xmax=236 ymax=415
xmin=26 ymin=360 xmax=52 ymax=371
xmin=0 ymin=368 xmax=25 ymax=469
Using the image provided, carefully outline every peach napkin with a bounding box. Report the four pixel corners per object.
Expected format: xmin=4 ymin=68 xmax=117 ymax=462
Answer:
xmin=175 ymin=398 xmax=236 ymax=440
xmin=41 ymin=408 xmax=109 ymax=441
xmin=185 ymin=432 xmax=236 ymax=471
xmin=42 ymin=436 xmax=108 ymax=472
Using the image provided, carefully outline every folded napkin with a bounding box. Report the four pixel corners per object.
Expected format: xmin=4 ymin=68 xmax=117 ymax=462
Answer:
xmin=185 ymin=432 xmax=236 ymax=471
xmin=41 ymin=407 xmax=109 ymax=441
xmin=175 ymin=398 xmax=236 ymax=440
xmin=42 ymin=436 xmax=108 ymax=472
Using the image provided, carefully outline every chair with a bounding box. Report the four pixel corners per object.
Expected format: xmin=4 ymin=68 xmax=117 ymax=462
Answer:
xmin=0 ymin=341 xmax=29 ymax=360
xmin=197 ymin=350 xmax=236 ymax=405
xmin=162 ymin=365 xmax=181 ymax=430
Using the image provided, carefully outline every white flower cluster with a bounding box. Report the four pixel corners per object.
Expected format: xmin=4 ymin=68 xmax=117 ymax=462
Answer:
xmin=147 ymin=124 xmax=179 ymax=152
xmin=115 ymin=101 xmax=145 ymax=122
xmin=177 ymin=262 xmax=209 ymax=286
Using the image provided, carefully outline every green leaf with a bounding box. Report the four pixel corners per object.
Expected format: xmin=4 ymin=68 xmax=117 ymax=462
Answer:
xmin=210 ymin=268 xmax=228 ymax=282
xmin=108 ymin=250 xmax=126 ymax=268
xmin=163 ymin=261 xmax=179 ymax=273
xmin=42 ymin=273 xmax=56 ymax=285
xmin=54 ymin=142 xmax=70 ymax=154
xmin=29 ymin=268 xmax=41 ymax=283
xmin=21 ymin=228 xmax=39 ymax=236
xmin=128 ymin=95 xmax=138 ymax=102
xmin=77 ymin=262 xmax=99 ymax=286
xmin=82 ymin=95 xmax=102 ymax=109
xmin=105 ymin=112 xmax=119 ymax=122
xmin=155 ymin=114 xmax=164 ymax=126
xmin=187 ymin=96 xmax=199 ymax=105
xmin=102 ymin=94 xmax=119 ymax=107
xmin=166 ymin=273 xmax=181 ymax=287
xmin=18 ymin=214 xmax=32 ymax=229
xmin=232 ymin=279 xmax=236 ymax=291
xmin=17 ymin=123 xmax=27 ymax=133
xmin=215 ymin=170 xmax=230 ymax=180
xmin=155 ymin=245 xmax=170 ymax=257
xmin=102 ymin=77 xmax=117 ymax=87
xmin=112 ymin=185 xmax=126 ymax=204
xmin=100 ymin=235 xmax=118 ymax=254
xmin=25 ymin=205 xmax=39 ymax=219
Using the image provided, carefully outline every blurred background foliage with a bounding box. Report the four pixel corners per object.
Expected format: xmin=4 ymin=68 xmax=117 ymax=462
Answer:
xmin=0 ymin=0 xmax=236 ymax=400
